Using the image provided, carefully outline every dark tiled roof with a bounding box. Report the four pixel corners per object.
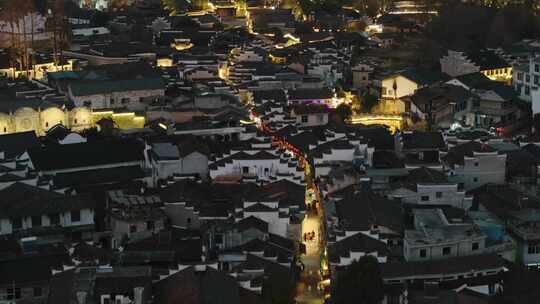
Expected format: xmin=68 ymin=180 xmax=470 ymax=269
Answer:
xmin=244 ymin=203 xmax=277 ymax=213
xmin=453 ymin=72 xmax=495 ymax=90
xmin=0 ymin=182 xmax=95 ymax=218
xmin=402 ymin=131 xmax=446 ymax=150
xmin=465 ymin=50 xmax=510 ymax=71
xmin=288 ymin=88 xmax=333 ymax=101
xmin=399 ymin=69 xmax=449 ymax=86
xmin=380 ymin=254 xmax=505 ymax=279
xmin=0 ymin=131 xmax=40 ymax=159
xmin=125 ymin=228 xmax=203 ymax=263
xmin=442 ymin=141 xmax=497 ymax=167
xmin=53 ymin=165 xmax=146 ymax=188
xmin=468 ymin=184 xmax=540 ymax=219
xmin=237 ymin=216 xmax=269 ymax=232
xmin=292 ymin=103 xmax=331 ymax=115
xmin=0 ymin=253 xmax=68 ymax=285
xmin=407 ymin=167 xmax=448 ymax=184
xmin=153 ymin=266 xmax=264 ymax=304
xmin=248 ymin=179 xmax=305 ymax=208
xmin=29 ymin=139 xmax=145 ymax=171
xmin=522 ymin=143 xmax=540 ymax=164
xmin=328 ymin=232 xmax=389 ymax=263
xmin=372 ymin=150 xmax=404 ymax=169
xmin=69 ymin=77 xmax=164 ymax=96
xmin=335 ymin=190 xmax=404 ymax=232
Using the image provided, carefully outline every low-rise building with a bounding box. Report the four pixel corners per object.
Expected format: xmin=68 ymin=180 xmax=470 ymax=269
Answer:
xmin=404 ymin=208 xmax=486 ymax=261
xmin=0 ymin=182 xmax=95 ymax=239
xmin=442 ymin=141 xmax=507 ymax=190
xmin=440 ymin=49 xmax=512 ymax=80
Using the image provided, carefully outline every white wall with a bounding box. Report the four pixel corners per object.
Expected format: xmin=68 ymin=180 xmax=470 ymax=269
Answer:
xmin=0 ymin=208 xmax=94 ymax=235
xmin=382 ymin=75 xmax=419 ymax=99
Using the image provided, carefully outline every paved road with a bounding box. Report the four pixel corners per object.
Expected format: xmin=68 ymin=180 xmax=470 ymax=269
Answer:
xmin=295 ymin=212 xmax=325 ymax=304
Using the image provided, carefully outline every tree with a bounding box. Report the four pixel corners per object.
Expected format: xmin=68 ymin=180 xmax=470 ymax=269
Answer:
xmin=335 ymin=103 xmax=353 ymax=124
xmin=333 ymin=256 xmax=384 ymax=304
xmin=359 ymin=93 xmax=378 ymax=113
xmin=262 ymin=271 xmax=296 ymax=304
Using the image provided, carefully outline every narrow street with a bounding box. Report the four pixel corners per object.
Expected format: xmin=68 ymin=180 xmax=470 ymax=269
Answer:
xmin=256 ymin=120 xmax=329 ymax=303
xmin=295 ymin=176 xmax=327 ymax=303
xmin=295 ymin=210 xmax=325 ymax=304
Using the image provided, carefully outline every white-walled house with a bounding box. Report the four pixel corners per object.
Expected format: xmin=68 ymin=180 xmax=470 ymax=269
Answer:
xmin=442 ymin=141 xmax=506 ymax=191
xmin=291 ymin=104 xmax=330 ymax=127
xmin=404 ymin=208 xmax=487 ymax=261
xmin=0 ymin=182 xmax=95 ymax=238
xmin=388 ymin=167 xmax=472 ymax=210
xmin=440 ymin=49 xmax=511 ymax=80
xmin=237 ymin=201 xmax=290 ymax=237
xmin=209 ymin=150 xmax=304 ymax=184
xmin=381 ymin=69 xmax=445 ymax=99
xmin=67 ymin=78 xmax=165 ymax=110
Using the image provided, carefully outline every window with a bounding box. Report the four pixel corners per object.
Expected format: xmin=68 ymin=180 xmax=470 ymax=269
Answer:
xmin=472 ymin=242 xmax=479 ymax=251
xmin=517 ymin=72 xmax=523 ymax=81
xmin=317 ymin=114 xmax=324 ymax=122
xmin=436 ymin=192 xmax=443 ymax=198
xmin=147 ymin=221 xmax=154 ymax=230
xmin=421 ymin=196 xmax=429 ymax=202
xmin=121 ymin=98 xmax=130 ymax=104
xmin=12 ymin=217 xmax=22 ymax=230
xmin=242 ymin=166 xmax=249 ymax=174
xmin=34 ymin=287 xmax=42 ymax=297
xmin=32 ymin=215 xmax=42 ymax=227
xmin=45 ymin=122 xmax=49 ymax=128
xmin=535 ymin=64 xmax=539 ymax=73
xmin=419 ymin=249 xmax=427 ymax=258
xmin=526 ymin=74 xmax=531 ymax=82
xmin=474 ymin=162 xmax=479 ymax=167
xmin=49 ymin=213 xmax=60 ymax=225
xmin=443 ymin=247 xmax=451 ymax=255
xmin=74 ymin=119 xmax=78 ymax=124
xmin=130 ymin=225 xmax=137 ymax=233
xmin=528 ymin=244 xmax=540 ymax=254
xmin=103 ymin=298 xmax=111 ymax=304
xmin=301 ymin=115 xmax=308 ymax=123
xmin=3 ymin=127 xmax=6 ymax=132
xmin=382 ymin=87 xmax=387 ymax=95
xmin=473 ymin=177 xmax=478 ymax=182
xmin=535 ymin=75 xmax=540 ymax=85
xmin=526 ymin=85 xmax=531 ymax=95
xmin=71 ymin=210 xmax=81 ymax=222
